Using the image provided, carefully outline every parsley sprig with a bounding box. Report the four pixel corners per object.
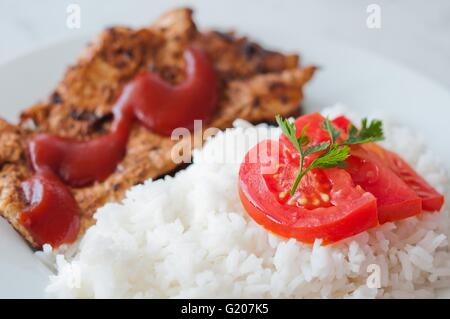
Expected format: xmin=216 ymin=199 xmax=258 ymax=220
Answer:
xmin=275 ymin=115 xmax=384 ymax=195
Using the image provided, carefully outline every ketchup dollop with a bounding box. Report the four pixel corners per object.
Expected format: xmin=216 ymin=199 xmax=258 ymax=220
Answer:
xmin=20 ymin=47 xmax=218 ymax=247
xmin=19 ymin=169 xmax=81 ymax=247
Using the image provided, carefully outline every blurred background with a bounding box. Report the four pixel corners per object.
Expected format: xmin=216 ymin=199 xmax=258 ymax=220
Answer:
xmin=0 ymin=0 xmax=449 ymax=87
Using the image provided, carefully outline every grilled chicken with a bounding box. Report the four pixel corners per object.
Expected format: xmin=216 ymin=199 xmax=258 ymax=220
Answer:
xmin=0 ymin=8 xmax=315 ymax=247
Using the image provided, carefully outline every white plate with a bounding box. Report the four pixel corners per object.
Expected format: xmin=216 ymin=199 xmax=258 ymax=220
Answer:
xmin=0 ymin=30 xmax=449 ymax=298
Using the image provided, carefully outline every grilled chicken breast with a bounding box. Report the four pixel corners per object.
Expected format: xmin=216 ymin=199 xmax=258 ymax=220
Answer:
xmin=0 ymin=8 xmax=315 ymax=247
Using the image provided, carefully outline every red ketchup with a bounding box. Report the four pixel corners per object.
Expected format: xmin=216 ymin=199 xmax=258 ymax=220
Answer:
xmin=20 ymin=47 xmax=218 ymax=247
xmin=19 ymin=169 xmax=81 ymax=247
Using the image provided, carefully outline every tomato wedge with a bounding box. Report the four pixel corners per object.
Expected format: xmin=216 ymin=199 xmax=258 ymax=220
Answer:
xmin=381 ymin=148 xmax=444 ymax=211
xmin=239 ymin=131 xmax=378 ymax=244
xmin=344 ymin=145 xmax=422 ymax=223
xmin=332 ymin=116 xmax=444 ymax=213
xmin=281 ymin=113 xmax=423 ymax=223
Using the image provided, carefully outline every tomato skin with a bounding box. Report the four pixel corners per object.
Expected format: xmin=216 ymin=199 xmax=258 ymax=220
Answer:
xmin=346 ymin=146 xmax=423 ymax=223
xmin=380 ymin=147 xmax=444 ymax=212
xmin=239 ymin=140 xmax=378 ymax=244
xmin=333 ymin=116 xmax=444 ymax=213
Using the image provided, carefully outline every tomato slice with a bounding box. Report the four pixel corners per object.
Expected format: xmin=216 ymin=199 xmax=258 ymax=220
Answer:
xmin=282 ymin=113 xmax=423 ymax=223
xmin=331 ymin=116 xmax=422 ymax=222
xmin=332 ymin=116 xmax=444 ymax=213
xmin=239 ymin=138 xmax=378 ymax=244
xmin=239 ymin=112 xmax=444 ymax=244
xmin=279 ymin=113 xmax=332 ymax=155
xmin=345 ymin=145 xmax=422 ymax=223
xmin=365 ymin=144 xmax=444 ymax=212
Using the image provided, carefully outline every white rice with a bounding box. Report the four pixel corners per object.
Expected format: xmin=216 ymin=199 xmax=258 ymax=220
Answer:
xmin=41 ymin=105 xmax=450 ymax=298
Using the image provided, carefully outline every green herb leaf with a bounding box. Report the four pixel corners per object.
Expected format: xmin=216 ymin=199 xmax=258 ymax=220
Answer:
xmin=276 ymin=115 xmax=301 ymax=152
xmin=344 ymin=118 xmax=384 ymax=145
xmin=297 ymin=125 xmax=310 ymax=146
xmin=310 ymin=145 xmax=350 ymax=169
xmin=336 ymin=161 xmax=349 ymax=168
xmin=322 ymin=117 xmax=341 ymax=144
xmin=304 ymin=141 xmax=330 ymax=156
xmin=275 ymin=114 xmax=384 ymax=196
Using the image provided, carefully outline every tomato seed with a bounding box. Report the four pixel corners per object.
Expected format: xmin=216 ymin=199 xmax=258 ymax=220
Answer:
xmin=279 ymin=191 xmax=288 ymax=199
xmin=320 ymin=193 xmax=330 ymax=202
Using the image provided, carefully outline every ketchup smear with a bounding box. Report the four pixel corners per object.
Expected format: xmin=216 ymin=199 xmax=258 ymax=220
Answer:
xmin=20 ymin=47 xmax=218 ymax=247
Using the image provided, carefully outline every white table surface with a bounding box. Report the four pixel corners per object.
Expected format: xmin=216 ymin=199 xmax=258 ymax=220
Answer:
xmin=0 ymin=0 xmax=449 ymax=88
